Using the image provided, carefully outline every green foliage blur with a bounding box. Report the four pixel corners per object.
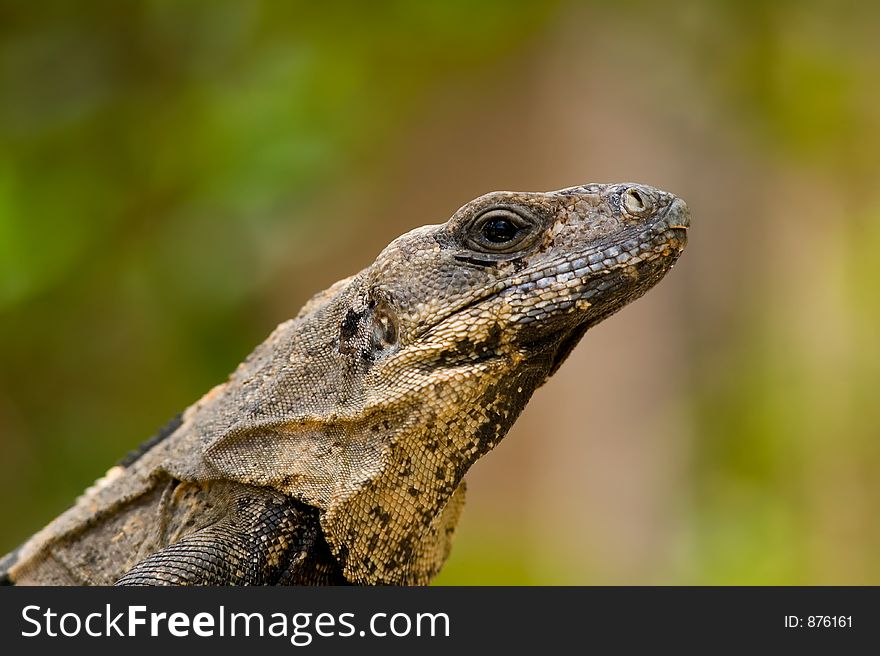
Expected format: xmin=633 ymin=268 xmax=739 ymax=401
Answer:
xmin=1 ymin=0 xmax=879 ymax=584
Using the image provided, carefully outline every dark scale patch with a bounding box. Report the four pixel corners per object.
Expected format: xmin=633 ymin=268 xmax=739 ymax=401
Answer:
xmin=466 ymin=375 xmax=536 ymax=462
xmin=397 ymin=457 xmax=414 ymax=477
xmin=295 ymin=525 xmax=349 ymax=585
xmin=439 ymin=327 xmax=505 ymax=369
xmin=485 ymin=322 xmax=504 ymax=347
xmin=473 ymin=419 xmax=503 ymax=457
xmin=392 ymin=536 xmax=416 ymax=565
xmin=339 ymin=308 xmax=362 ymax=341
xmin=433 ymin=476 xmax=460 ymax=497
xmin=368 ymin=505 xmax=391 ymax=526
xmin=337 ymin=307 xmax=365 ymax=355
xmin=418 ymin=500 xmax=446 ymax=528
xmin=117 ymin=412 xmax=183 ymax=468
xmin=444 ymin=337 xmax=480 ymax=362
xmin=444 ymin=452 xmax=470 ymax=485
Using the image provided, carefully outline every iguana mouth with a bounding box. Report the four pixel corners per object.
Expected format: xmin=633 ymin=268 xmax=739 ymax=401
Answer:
xmin=421 ymin=216 xmax=687 ymax=347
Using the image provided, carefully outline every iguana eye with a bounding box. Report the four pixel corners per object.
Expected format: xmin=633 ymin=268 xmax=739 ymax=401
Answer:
xmin=466 ymin=208 xmax=538 ymax=254
xmin=372 ymin=303 xmax=398 ymax=350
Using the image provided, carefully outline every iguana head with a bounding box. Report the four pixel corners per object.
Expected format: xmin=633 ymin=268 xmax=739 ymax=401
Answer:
xmin=187 ymin=183 xmax=689 ymax=584
xmin=360 ymin=182 xmax=689 ymax=381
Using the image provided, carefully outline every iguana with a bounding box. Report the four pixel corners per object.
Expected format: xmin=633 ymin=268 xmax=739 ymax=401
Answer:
xmin=0 ymin=183 xmax=689 ymax=586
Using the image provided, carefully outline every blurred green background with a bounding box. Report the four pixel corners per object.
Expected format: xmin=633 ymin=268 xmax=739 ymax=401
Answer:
xmin=1 ymin=0 xmax=879 ymax=584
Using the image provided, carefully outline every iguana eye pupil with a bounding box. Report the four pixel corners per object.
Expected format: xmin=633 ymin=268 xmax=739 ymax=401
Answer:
xmin=483 ymin=217 xmax=520 ymax=243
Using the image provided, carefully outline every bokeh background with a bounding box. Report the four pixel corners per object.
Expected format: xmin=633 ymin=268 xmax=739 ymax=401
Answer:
xmin=1 ymin=0 xmax=879 ymax=584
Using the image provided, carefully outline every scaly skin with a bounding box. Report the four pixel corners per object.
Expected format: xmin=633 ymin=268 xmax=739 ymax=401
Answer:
xmin=0 ymin=182 xmax=689 ymax=585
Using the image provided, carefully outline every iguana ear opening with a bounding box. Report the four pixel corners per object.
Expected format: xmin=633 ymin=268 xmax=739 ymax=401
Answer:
xmin=337 ymin=295 xmax=401 ymax=361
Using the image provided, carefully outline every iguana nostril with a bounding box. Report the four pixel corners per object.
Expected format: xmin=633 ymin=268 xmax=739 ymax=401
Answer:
xmin=623 ymin=187 xmax=653 ymax=217
xmin=626 ymin=190 xmax=644 ymax=211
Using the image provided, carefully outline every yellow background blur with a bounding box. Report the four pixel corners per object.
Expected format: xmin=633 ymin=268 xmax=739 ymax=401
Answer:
xmin=1 ymin=1 xmax=878 ymax=584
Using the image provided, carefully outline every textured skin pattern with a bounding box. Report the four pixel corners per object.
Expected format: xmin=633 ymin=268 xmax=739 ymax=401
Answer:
xmin=116 ymin=484 xmax=345 ymax=586
xmin=0 ymin=183 xmax=689 ymax=586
